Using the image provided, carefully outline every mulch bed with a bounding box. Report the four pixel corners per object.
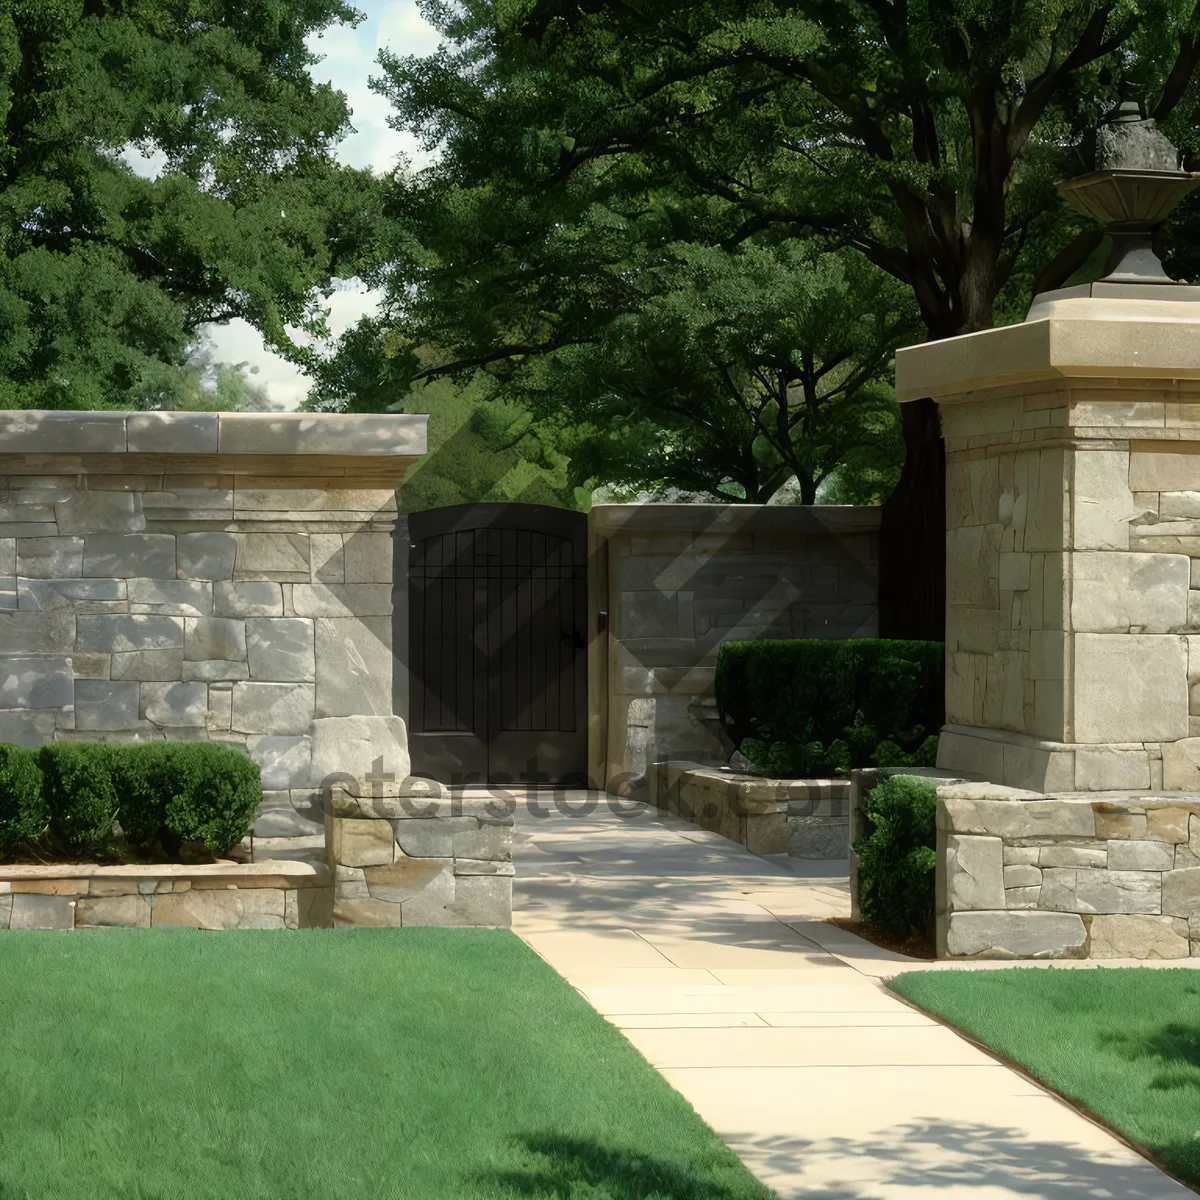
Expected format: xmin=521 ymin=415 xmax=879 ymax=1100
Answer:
xmin=829 ymin=916 xmax=936 ymax=960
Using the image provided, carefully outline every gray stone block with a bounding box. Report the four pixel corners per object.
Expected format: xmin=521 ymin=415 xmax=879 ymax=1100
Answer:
xmin=309 ymin=534 xmax=344 ymax=583
xmin=308 ymin=715 xmax=409 ymax=790
xmin=0 ymin=894 xmax=10 ymax=928
xmin=77 ymin=614 xmax=184 ymax=652
xmin=291 ymin=584 xmax=392 ymax=617
xmin=84 ymin=534 xmax=176 ymax=579
xmin=184 ymin=617 xmax=247 ymax=661
xmin=127 ymin=411 xmax=219 ymax=453
xmin=249 ymin=735 xmax=312 ymax=789
xmin=451 ymin=821 xmax=512 ymax=861
xmin=213 ymin=581 xmax=283 ymax=617
xmin=177 ymin=532 xmax=238 ymax=581
xmin=129 ymin=579 xmax=212 ymax=615
xmin=231 ymin=682 xmax=314 ymax=735
xmin=0 ymin=410 xmax=126 ymax=452
xmin=0 ymin=609 xmax=76 ymax=653
xmin=945 ymin=834 xmax=1006 ymax=911
xmin=453 ymin=859 xmax=516 ymax=876
xmin=16 ymin=536 xmax=83 ymax=578
xmin=787 ymin=815 xmax=848 ymax=859
xmin=9 ymin=894 xmax=75 ymax=930
xmin=314 ymin=616 xmax=391 ymax=717
xmin=233 ymin=533 xmax=310 ymax=581
xmin=246 ymin=617 xmax=315 ymax=682
xmin=391 ymin=816 xmax=476 ymax=858
xmin=217 ymin=412 xmax=425 ymax=456
xmin=0 ymin=538 xmax=13 ymax=575
xmin=19 ymin=578 xmax=125 ymax=603
xmin=141 ymin=681 xmax=207 ymax=727
xmin=1039 ymin=868 xmax=1161 ymax=914
xmin=54 ymin=491 xmax=146 ymax=534
xmin=1162 ymin=867 xmax=1200 ymax=920
xmin=0 ymin=655 xmax=73 ymax=708
xmin=0 ymin=709 xmax=56 ymax=745
xmin=75 ymin=894 xmax=152 ymax=928
xmin=343 ymin=532 xmax=393 ymax=583
xmin=75 ymin=680 xmax=141 ymax=729
xmin=1107 ymin=840 xmax=1176 ymax=872
xmin=946 ymin=911 xmax=1086 ymax=958
xmin=252 ymin=790 xmax=323 ymax=837
xmin=181 ymin=659 xmax=250 ymax=681
xmin=449 ymin=875 xmax=512 ymax=926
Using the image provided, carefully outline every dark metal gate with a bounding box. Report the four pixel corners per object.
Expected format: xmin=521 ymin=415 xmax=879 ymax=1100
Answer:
xmin=407 ymin=503 xmax=588 ymax=787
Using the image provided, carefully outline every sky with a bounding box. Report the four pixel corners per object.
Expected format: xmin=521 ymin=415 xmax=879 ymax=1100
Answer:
xmin=122 ymin=1 xmax=444 ymax=410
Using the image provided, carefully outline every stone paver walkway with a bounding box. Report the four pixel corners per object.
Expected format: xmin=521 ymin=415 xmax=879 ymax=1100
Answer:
xmin=491 ymin=787 xmax=1192 ymax=1200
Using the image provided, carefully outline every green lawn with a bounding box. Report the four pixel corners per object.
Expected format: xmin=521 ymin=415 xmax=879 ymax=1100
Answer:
xmin=888 ymin=968 xmax=1200 ymax=1186
xmin=0 ymin=929 xmax=771 ymax=1200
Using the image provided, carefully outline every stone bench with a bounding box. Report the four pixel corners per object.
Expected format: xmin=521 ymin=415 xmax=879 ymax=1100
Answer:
xmin=649 ymin=760 xmax=850 ymax=858
xmin=937 ymin=782 xmax=1200 ymax=959
xmin=325 ymin=781 xmax=514 ymax=927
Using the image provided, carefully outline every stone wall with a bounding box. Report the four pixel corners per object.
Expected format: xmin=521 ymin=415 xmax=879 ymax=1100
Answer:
xmin=0 ymin=410 xmax=427 ymax=841
xmin=650 ymin=761 xmax=850 ymax=857
xmin=937 ymin=781 xmax=1200 ymax=959
xmin=588 ymin=504 xmax=879 ymax=793
xmin=326 ymin=781 xmax=513 ymax=926
xmin=896 ymin=295 xmax=1200 ymax=792
xmin=0 ymin=860 xmax=332 ymax=930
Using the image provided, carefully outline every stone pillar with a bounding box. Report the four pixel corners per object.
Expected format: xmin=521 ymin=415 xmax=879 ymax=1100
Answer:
xmin=0 ymin=411 xmax=427 ymax=830
xmin=897 ymin=287 xmax=1200 ymax=792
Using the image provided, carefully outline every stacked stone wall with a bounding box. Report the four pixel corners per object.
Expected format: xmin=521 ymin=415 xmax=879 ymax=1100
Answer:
xmin=937 ymin=782 xmax=1200 ymax=959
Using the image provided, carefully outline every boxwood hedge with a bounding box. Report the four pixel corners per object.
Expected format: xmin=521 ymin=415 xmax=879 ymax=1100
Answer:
xmin=715 ymin=637 xmax=944 ymax=777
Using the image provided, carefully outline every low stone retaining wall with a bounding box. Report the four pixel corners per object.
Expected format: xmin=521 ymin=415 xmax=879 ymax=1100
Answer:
xmin=0 ymin=861 xmax=331 ymax=930
xmin=326 ymin=783 xmax=514 ymax=927
xmin=937 ymin=782 xmax=1200 ymax=959
xmin=649 ymin=761 xmax=849 ymax=858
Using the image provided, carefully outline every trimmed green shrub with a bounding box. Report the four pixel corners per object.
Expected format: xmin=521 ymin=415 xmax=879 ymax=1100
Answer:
xmin=108 ymin=743 xmax=177 ymax=849
xmin=853 ymin=774 xmax=937 ymax=939
xmin=0 ymin=745 xmax=47 ymax=854
xmin=160 ymin=743 xmax=262 ymax=854
xmin=715 ymin=638 xmax=943 ymax=776
xmin=37 ymin=742 xmax=119 ymax=854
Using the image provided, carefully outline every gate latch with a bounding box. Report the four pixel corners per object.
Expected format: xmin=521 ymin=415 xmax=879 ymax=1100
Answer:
xmin=597 ymin=610 xmax=608 ymax=633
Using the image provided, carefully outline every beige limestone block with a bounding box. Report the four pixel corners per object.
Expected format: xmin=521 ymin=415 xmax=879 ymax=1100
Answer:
xmin=151 ymin=890 xmax=245 ymax=929
xmin=75 ymin=894 xmax=151 ymax=927
xmin=332 ymin=896 xmax=403 ymax=928
xmin=1005 ymin=885 xmax=1041 ymax=909
xmin=998 ymin=552 xmax=1031 ymax=591
xmin=309 ymin=534 xmax=344 ymax=583
xmin=1162 ymin=867 xmax=1200 ymax=919
xmin=1160 ymin=491 xmax=1200 ymax=518
xmin=343 ymin=532 xmax=394 ymax=583
xmin=1093 ymin=807 xmax=1148 ymax=839
xmin=1022 ymin=448 xmax=1068 ymax=553
xmin=1073 ymin=634 xmax=1188 ymax=743
xmin=1163 ymin=737 xmax=1200 ymax=790
xmin=947 ymin=458 xmax=1000 ymax=529
xmin=326 ymin=816 xmax=394 ymax=867
xmin=1146 ymin=806 xmax=1192 ymax=843
xmin=1069 ymin=552 xmax=1189 ymax=633
xmin=1088 ymin=914 xmax=1190 ymax=959
xmin=233 ymin=533 xmax=311 ymax=581
xmin=946 ymin=525 xmax=1000 ymax=609
xmin=1003 ymin=864 xmax=1042 ymax=888
xmin=1130 ymin=447 xmax=1200 ymax=493
xmin=1003 ymin=846 xmax=1041 ymax=866
xmin=940 ymin=794 xmax=1095 ymax=838
xmin=1072 ymin=450 xmax=1138 ymax=551
xmin=9 ymin=894 xmax=74 ymax=929
xmin=1074 ymin=748 xmax=1152 ymax=791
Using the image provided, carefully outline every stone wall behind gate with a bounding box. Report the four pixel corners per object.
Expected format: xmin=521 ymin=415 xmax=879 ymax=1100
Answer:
xmin=0 ymin=411 xmax=427 ymax=842
xmin=588 ymin=504 xmax=880 ymax=793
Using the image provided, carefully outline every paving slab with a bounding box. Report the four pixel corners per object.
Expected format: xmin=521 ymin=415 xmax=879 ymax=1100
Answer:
xmin=500 ymin=786 xmax=1192 ymax=1199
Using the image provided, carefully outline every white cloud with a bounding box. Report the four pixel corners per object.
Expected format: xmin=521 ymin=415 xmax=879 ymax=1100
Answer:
xmin=123 ymin=2 xmax=443 ymax=410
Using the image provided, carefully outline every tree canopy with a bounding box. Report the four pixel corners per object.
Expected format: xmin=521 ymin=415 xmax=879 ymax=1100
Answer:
xmin=0 ymin=0 xmax=378 ymax=409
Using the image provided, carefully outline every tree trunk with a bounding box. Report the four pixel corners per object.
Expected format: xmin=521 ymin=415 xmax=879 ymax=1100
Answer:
xmin=878 ymin=395 xmax=945 ymax=642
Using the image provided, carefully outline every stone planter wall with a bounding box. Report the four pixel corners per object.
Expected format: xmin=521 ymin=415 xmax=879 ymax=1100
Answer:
xmin=936 ymin=781 xmax=1200 ymax=959
xmin=0 ymin=860 xmax=332 ymax=930
xmin=649 ymin=760 xmax=850 ymax=858
xmin=589 ymin=504 xmax=879 ymax=795
xmin=0 ymin=410 xmax=427 ymax=846
xmin=326 ymin=782 xmax=514 ymax=927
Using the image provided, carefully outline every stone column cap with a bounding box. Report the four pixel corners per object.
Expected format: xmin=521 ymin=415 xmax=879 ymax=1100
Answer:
xmin=897 ymin=303 xmax=1200 ymax=402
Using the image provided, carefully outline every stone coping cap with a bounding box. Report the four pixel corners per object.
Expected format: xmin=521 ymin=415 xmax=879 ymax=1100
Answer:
xmin=0 ymin=410 xmax=428 ymax=457
xmin=665 ymin=763 xmax=851 ymax=791
xmin=0 ymin=860 xmax=326 ymax=880
xmin=896 ymin=313 xmax=1200 ymax=402
xmin=937 ymin=782 xmax=1200 ymax=806
xmin=589 ymin=503 xmax=880 ymax=536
